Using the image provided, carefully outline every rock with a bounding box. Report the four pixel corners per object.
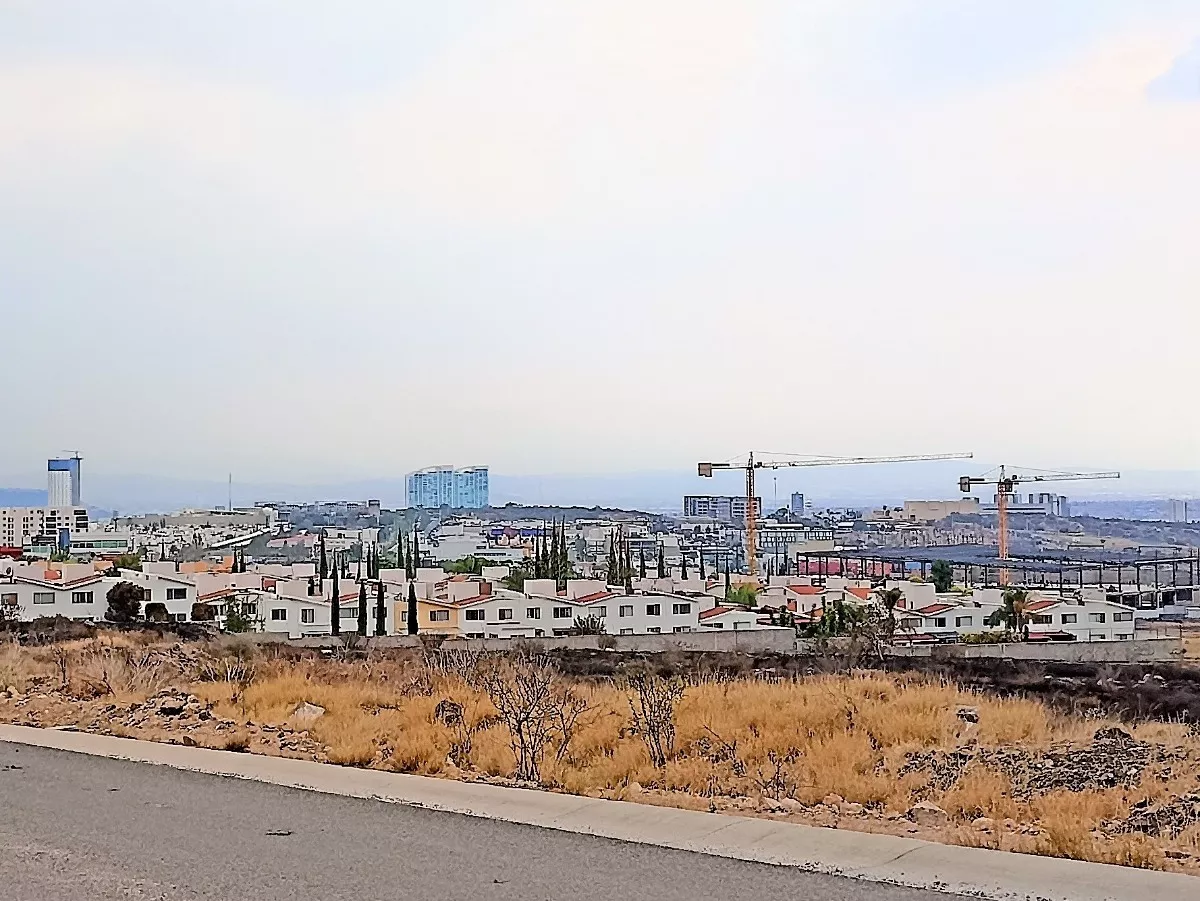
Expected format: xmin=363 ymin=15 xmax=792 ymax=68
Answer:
xmin=626 ymin=781 xmax=643 ymax=793
xmin=972 ymin=817 xmax=995 ymax=831
xmin=758 ymin=797 xmax=785 ymax=813
xmin=1164 ymin=849 xmax=1192 ymax=860
xmin=1092 ymin=726 xmax=1135 ymax=747
xmin=292 ymin=702 xmax=325 ymax=722
xmin=778 ymin=797 xmax=803 ymax=812
xmin=157 ymin=699 xmax=187 ymax=717
xmin=182 ymin=735 xmax=198 ymax=747
xmin=907 ymin=802 xmax=950 ymax=827
xmin=955 ymin=706 xmax=980 ymax=724
xmin=822 ymin=793 xmax=844 ymax=808
xmin=840 ymin=802 xmax=864 ymax=816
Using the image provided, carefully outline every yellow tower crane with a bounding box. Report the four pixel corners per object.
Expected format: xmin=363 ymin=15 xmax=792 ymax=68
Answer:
xmin=957 ymin=466 xmax=1120 ymax=586
xmin=698 ymin=451 xmax=974 ymax=576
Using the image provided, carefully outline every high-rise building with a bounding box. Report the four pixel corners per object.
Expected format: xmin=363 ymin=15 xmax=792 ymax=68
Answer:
xmin=406 ymin=466 xmax=489 ymax=509
xmin=682 ymin=495 xmax=761 ymax=524
xmin=790 ymin=492 xmax=806 ymax=515
xmin=47 ymin=456 xmax=81 ymax=507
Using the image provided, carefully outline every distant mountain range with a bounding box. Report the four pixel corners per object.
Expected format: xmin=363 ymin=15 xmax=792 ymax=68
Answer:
xmin=1 ymin=462 xmax=1197 ymax=515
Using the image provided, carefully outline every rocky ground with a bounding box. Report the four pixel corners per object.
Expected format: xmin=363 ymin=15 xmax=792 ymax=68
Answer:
xmin=0 ymin=685 xmax=326 ymax=761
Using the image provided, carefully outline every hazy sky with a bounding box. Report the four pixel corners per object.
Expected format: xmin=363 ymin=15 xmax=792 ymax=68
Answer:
xmin=3 ymin=1 xmax=1199 ymax=485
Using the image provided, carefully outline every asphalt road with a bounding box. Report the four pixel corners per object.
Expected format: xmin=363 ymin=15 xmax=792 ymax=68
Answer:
xmin=0 ymin=742 xmax=965 ymax=901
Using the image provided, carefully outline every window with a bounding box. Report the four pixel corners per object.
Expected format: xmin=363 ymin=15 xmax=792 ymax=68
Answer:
xmin=1 ymin=593 xmax=18 ymax=608
xmin=71 ymin=591 xmax=93 ymax=604
xmin=955 ymin=616 xmax=972 ymax=627
xmin=709 ymin=622 xmax=724 ymax=629
xmin=498 ymin=609 xmax=513 ymax=621
xmin=300 ymin=608 xmax=315 ymax=624
xmin=1116 ymin=633 xmax=1132 ymax=640
xmin=900 ymin=617 xmax=920 ymax=629
xmin=647 ymin=627 xmax=661 ymax=634
xmin=1088 ymin=612 xmax=1106 ymax=623
xmin=593 ymin=606 xmax=606 ymax=618
xmin=646 ymin=604 xmax=661 ymax=616
xmin=672 ymin=603 xmax=691 ymax=615
xmin=620 ymin=628 xmax=634 ymax=635
xmin=271 ymin=608 xmax=287 ymax=621
xmin=619 ymin=605 xmax=633 ymax=617
xmin=166 ymin=587 xmax=187 ymax=601
xmin=1060 ymin=613 xmax=1077 ymax=624
xmin=934 ymin=617 xmax=947 ymax=628
xmin=1031 ymin=615 xmax=1052 ymax=625
xmin=553 ymin=606 xmax=572 ymax=619
xmin=33 ymin=592 xmax=54 ymax=605
xmin=526 ymin=607 xmax=541 ymax=619
xmin=429 ymin=609 xmax=449 ymax=622
xmin=673 ymin=626 xmax=691 ymax=633
xmin=467 ymin=632 xmax=484 ymax=639
xmin=173 ymin=613 xmax=187 ymax=622
xmin=243 ymin=603 xmax=258 ymax=615
xmin=1113 ymin=611 xmax=1133 ymax=622
xmin=340 ymin=607 xmax=358 ymax=618
xmin=465 ymin=609 xmax=485 ymax=621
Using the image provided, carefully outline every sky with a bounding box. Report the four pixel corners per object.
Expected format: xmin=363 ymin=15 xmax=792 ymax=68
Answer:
xmin=2 ymin=1 xmax=1199 ymax=489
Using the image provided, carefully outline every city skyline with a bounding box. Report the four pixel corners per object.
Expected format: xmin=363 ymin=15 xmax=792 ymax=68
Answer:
xmin=2 ymin=3 xmax=1199 ymax=481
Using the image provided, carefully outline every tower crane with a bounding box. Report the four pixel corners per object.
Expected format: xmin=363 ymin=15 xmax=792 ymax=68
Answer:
xmin=698 ymin=451 xmax=974 ymax=576
xmin=957 ymin=465 xmax=1120 ymax=586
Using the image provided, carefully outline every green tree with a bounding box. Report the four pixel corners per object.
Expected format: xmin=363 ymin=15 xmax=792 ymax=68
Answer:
xmin=412 ymin=528 xmax=421 ymax=575
xmin=446 ymin=556 xmax=487 ymax=575
xmin=104 ymin=581 xmax=143 ymax=623
xmin=680 ymin=552 xmax=688 ymax=580
xmin=1000 ymin=588 xmax=1030 ymax=640
xmin=699 ymin=552 xmax=706 ymax=581
xmin=501 ymin=562 xmax=530 ymax=591
xmin=224 ymin=597 xmax=254 ymax=633
xmin=727 ymin=584 xmax=759 ymax=606
xmin=657 ymin=544 xmax=666 ymax=579
xmin=406 ymin=582 xmax=419 ymax=635
xmin=930 ymin=560 xmax=954 ymax=593
xmin=357 ymin=581 xmax=368 ymax=635
xmin=374 ymin=581 xmax=387 ymax=636
xmin=319 ymin=531 xmax=327 ymax=586
xmin=110 ymin=553 xmax=142 ymax=572
xmin=638 ymin=547 xmax=647 ymax=579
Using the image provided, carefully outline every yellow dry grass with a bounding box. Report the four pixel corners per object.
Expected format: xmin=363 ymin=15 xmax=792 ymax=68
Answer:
xmin=3 ymin=637 xmax=1200 ymax=874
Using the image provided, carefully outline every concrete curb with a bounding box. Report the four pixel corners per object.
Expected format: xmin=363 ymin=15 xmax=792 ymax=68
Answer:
xmin=1 ymin=724 xmax=1195 ymax=901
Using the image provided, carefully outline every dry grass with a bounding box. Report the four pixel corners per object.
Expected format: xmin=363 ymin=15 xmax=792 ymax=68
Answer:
xmin=3 ymin=637 xmax=1199 ymax=874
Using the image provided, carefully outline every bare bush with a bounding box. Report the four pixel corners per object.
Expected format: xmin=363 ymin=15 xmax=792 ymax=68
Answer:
xmin=71 ymin=645 xmax=174 ymax=698
xmin=627 ymin=671 xmax=684 ymax=767
xmin=477 ymin=651 xmax=589 ymax=782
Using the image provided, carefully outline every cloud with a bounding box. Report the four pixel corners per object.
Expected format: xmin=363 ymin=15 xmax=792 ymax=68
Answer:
xmin=1146 ymin=40 xmax=1200 ymax=99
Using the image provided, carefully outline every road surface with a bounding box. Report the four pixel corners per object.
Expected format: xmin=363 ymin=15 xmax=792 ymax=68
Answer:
xmin=0 ymin=741 xmax=964 ymax=901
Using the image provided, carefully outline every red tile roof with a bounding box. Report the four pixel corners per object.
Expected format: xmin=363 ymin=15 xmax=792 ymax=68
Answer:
xmin=847 ymin=586 xmax=872 ymax=601
xmin=699 ymin=606 xmax=734 ymax=621
xmin=572 ymin=591 xmax=613 ymax=604
xmin=916 ymin=603 xmax=955 ymax=615
xmin=787 ymin=585 xmax=823 ymax=595
xmin=1025 ymin=599 xmax=1058 ymax=612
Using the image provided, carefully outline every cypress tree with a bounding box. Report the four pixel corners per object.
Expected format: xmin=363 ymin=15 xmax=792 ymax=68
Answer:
xmin=374 ymin=580 xmax=386 ymax=636
xmin=406 ymin=582 xmax=418 ymax=635
xmin=680 ymin=552 xmax=688 ymax=581
xmin=357 ymin=580 xmax=368 ymax=635
xmin=357 ymin=543 xmax=364 ymax=581
xmin=307 ymin=576 xmax=315 ymax=597
xmin=331 ymin=555 xmax=341 ymax=636
xmin=699 ymin=551 xmax=707 ymax=581
xmin=560 ymin=520 xmax=570 ymax=579
xmin=724 ymin=560 xmax=731 ymax=601
xmin=623 ymin=537 xmax=632 ymax=584
xmin=404 ymin=536 xmax=413 ymax=579
xmin=319 ymin=532 xmax=327 ymax=586
xmin=639 ymin=547 xmax=646 ymax=579
xmin=412 ymin=528 xmax=421 ymax=575
xmin=607 ymin=532 xmax=618 ymax=583
xmin=657 ymin=544 xmax=666 ymax=579
xmin=550 ymin=522 xmax=560 ymax=584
